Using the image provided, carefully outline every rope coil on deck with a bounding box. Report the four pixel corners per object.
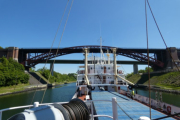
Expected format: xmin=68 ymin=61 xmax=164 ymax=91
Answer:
xmin=62 ymin=98 xmax=89 ymax=120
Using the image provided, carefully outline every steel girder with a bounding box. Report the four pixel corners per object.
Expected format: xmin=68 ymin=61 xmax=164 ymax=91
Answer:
xmin=21 ymin=45 xmax=164 ymax=68
xmin=117 ymin=49 xmax=164 ymax=68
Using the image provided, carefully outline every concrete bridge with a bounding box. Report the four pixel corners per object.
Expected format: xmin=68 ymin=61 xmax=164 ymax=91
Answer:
xmin=0 ymin=46 xmax=180 ymax=73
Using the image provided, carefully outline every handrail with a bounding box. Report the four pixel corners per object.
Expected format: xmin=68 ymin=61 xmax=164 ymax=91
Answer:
xmin=0 ymin=99 xmax=117 ymax=120
xmin=0 ymin=102 xmax=68 ymax=113
xmin=93 ymin=115 xmax=113 ymax=119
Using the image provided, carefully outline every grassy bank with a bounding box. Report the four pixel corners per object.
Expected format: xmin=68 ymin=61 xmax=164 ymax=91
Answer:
xmin=127 ymin=71 xmax=180 ymax=90
xmin=0 ymin=81 xmax=76 ymax=96
xmin=0 ymin=84 xmax=30 ymax=94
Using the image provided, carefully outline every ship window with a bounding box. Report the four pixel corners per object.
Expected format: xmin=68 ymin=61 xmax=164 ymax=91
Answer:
xmin=101 ymin=67 xmax=103 ymax=69
xmin=82 ymin=78 xmax=84 ymax=80
xmin=91 ymin=67 xmax=92 ymax=70
xmin=108 ymin=67 xmax=110 ymax=69
xmin=90 ymin=77 xmax=91 ymax=79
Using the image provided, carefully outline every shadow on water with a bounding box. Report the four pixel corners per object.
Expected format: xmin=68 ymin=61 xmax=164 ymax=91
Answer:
xmin=0 ymin=82 xmax=76 ymax=120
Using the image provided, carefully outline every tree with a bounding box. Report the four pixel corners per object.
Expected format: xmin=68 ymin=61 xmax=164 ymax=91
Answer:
xmin=29 ymin=67 xmax=35 ymax=72
xmin=0 ymin=57 xmax=29 ymax=86
xmin=145 ymin=67 xmax=153 ymax=73
xmin=138 ymin=69 xmax=146 ymax=73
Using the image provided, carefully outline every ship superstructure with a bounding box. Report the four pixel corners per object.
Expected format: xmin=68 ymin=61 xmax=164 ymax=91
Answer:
xmin=76 ymin=47 xmax=132 ymax=96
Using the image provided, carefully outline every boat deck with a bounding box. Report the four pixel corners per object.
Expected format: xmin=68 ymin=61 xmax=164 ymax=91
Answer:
xmin=91 ymin=91 xmax=174 ymax=120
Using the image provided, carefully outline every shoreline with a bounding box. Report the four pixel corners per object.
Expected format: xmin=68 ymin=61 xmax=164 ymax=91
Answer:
xmin=0 ymin=81 xmax=76 ymax=97
xmin=135 ymin=84 xmax=180 ymax=94
xmin=0 ymin=86 xmax=46 ymax=97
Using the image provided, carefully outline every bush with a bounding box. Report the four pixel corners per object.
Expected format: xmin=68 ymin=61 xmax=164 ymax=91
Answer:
xmin=37 ymin=68 xmax=76 ymax=83
xmin=126 ymin=72 xmax=134 ymax=79
xmin=0 ymin=57 xmax=29 ymax=86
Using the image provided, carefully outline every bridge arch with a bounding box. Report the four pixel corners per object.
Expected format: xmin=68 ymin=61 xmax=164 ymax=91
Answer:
xmin=21 ymin=45 xmax=164 ymax=69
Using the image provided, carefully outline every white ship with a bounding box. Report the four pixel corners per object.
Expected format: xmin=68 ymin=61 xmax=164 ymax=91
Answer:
xmin=75 ymin=43 xmax=132 ymax=101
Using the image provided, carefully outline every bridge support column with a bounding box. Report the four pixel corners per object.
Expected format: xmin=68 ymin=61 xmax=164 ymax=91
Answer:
xmin=166 ymin=47 xmax=180 ymax=69
xmin=133 ymin=64 xmax=138 ymax=74
xmin=50 ymin=63 xmax=54 ymax=76
xmin=7 ymin=47 xmax=19 ymax=62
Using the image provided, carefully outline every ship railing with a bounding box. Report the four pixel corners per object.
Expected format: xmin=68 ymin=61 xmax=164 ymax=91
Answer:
xmin=77 ymin=68 xmax=115 ymax=74
xmin=1 ymin=98 xmax=119 ymax=120
xmin=86 ymin=98 xmax=119 ymax=120
xmin=77 ymin=79 xmax=128 ymax=86
xmin=0 ymin=102 xmax=68 ymax=120
xmin=77 ymin=79 xmax=118 ymax=86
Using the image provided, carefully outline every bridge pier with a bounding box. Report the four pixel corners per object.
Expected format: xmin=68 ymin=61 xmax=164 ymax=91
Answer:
xmin=166 ymin=47 xmax=180 ymax=69
xmin=133 ymin=64 xmax=138 ymax=74
xmin=50 ymin=63 xmax=54 ymax=76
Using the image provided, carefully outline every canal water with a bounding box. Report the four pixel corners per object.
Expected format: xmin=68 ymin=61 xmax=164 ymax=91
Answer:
xmin=1 ymin=83 xmax=180 ymax=120
xmin=0 ymin=82 xmax=76 ymax=120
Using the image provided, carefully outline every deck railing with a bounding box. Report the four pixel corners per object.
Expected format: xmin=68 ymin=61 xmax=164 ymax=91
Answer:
xmin=0 ymin=98 xmax=120 ymax=120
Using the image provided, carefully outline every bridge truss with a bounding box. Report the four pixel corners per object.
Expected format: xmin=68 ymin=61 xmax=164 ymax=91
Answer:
xmin=21 ymin=46 xmax=164 ymax=69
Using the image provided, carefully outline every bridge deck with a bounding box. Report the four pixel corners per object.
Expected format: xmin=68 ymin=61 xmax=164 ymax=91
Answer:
xmin=91 ymin=91 xmax=174 ymax=120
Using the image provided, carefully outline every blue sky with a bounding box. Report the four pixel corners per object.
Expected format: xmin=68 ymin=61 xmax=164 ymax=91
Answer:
xmin=0 ymin=0 xmax=180 ymax=74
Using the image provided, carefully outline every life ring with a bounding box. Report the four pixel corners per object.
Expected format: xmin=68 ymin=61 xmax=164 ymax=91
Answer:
xmin=167 ymin=106 xmax=171 ymax=114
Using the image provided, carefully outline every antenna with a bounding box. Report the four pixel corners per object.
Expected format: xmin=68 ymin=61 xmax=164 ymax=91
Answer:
xmin=100 ymin=37 xmax=103 ymax=64
xmin=100 ymin=22 xmax=101 ymax=37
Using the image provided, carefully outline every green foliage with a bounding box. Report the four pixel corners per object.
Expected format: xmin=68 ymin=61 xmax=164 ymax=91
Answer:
xmin=125 ymin=72 xmax=134 ymax=79
xmin=145 ymin=67 xmax=153 ymax=72
xmin=29 ymin=67 xmax=35 ymax=72
xmin=127 ymin=71 xmax=180 ymax=89
xmin=138 ymin=69 xmax=146 ymax=73
xmin=138 ymin=67 xmax=153 ymax=73
xmin=0 ymin=46 xmax=3 ymax=49
xmin=0 ymin=57 xmax=29 ymax=86
xmin=38 ymin=68 xmax=76 ymax=83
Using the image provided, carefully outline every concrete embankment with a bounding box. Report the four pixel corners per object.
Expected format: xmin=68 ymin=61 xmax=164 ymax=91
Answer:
xmin=28 ymin=72 xmax=49 ymax=84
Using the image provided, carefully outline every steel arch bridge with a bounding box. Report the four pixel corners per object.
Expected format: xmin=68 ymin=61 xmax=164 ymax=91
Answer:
xmin=21 ymin=45 xmax=164 ymax=69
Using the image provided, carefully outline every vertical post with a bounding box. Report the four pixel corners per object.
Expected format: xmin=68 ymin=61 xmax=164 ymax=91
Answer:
xmin=0 ymin=111 xmax=2 ymax=120
xmin=84 ymin=48 xmax=89 ymax=85
xmin=34 ymin=102 xmax=39 ymax=108
xmin=133 ymin=64 xmax=138 ymax=74
xmin=112 ymin=97 xmax=118 ymax=120
xmin=84 ymin=48 xmax=88 ymax=76
xmin=113 ymin=48 xmax=117 ymax=85
xmin=91 ymin=101 xmax=93 ymax=120
xmin=50 ymin=63 xmax=54 ymax=76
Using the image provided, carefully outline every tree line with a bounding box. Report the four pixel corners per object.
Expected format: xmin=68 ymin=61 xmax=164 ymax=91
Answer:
xmin=126 ymin=67 xmax=153 ymax=79
xmin=0 ymin=57 xmax=29 ymax=86
xmin=33 ymin=68 xmax=77 ymax=83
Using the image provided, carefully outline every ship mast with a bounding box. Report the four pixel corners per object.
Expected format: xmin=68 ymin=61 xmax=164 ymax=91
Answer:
xmin=100 ymin=36 xmax=103 ymax=64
